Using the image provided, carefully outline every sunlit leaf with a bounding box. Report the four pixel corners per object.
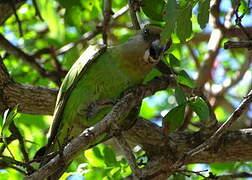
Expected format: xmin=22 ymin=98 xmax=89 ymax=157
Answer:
xmin=84 ymin=147 xmax=105 ymax=167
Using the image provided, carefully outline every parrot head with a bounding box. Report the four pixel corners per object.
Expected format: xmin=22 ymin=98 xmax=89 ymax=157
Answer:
xmin=119 ymin=24 xmax=165 ymax=68
xmin=124 ymin=25 xmax=165 ymax=65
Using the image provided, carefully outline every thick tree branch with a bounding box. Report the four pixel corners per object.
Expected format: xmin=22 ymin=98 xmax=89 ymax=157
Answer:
xmin=0 ymin=60 xmax=57 ymax=114
xmin=170 ymin=89 xmax=252 ymax=172
xmin=137 ymin=127 xmax=252 ymax=179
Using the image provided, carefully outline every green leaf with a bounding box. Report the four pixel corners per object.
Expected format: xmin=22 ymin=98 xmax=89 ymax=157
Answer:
xmin=169 ymin=54 xmax=181 ymax=68
xmin=103 ymin=146 xmax=118 ymax=167
xmin=163 ymin=104 xmax=186 ymax=132
xmin=161 ymin=0 xmax=178 ymax=44
xmin=177 ymin=70 xmax=196 ymax=88
xmin=197 ymin=0 xmax=210 ymax=29
xmin=189 ymin=97 xmax=210 ymax=121
xmin=1 ymin=105 xmax=18 ymax=138
xmin=175 ymin=86 xmax=187 ymax=105
xmin=141 ymin=0 xmax=165 ymax=21
xmin=176 ymin=5 xmax=192 ymax=42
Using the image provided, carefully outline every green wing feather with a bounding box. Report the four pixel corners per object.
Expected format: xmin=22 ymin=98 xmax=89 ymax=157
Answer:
xmin=47 ymin=45 xmax=107 ymax=148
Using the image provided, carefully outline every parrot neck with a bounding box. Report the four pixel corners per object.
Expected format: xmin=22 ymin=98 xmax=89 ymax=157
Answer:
xmin=113 ymin=42 xmax=154 ymax=82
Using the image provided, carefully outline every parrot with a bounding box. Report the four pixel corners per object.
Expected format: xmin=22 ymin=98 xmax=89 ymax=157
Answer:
xmin=39 ymin=24 xmax=164 ymax=179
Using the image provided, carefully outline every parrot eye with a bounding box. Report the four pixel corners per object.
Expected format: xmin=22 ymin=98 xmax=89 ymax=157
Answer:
xmin=143 ymin=29 xmax=150 ymax=40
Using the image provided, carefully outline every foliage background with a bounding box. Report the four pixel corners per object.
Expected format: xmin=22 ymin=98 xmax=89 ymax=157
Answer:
xmin=0 ymin=0 xmax=251 ymax=179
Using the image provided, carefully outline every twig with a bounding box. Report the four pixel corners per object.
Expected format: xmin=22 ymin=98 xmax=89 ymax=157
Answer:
xmin=9 ymin=122 xmax=34 ymax=174
xmin=0 ymin=136 xmax=16 ymax=155
xmin=115 ymin=132 xmax=142 ymax=179
xmin=50 ymin=46 xmax=65 ymax=81
xmin=196 ymin=0 xmax=223 ymax=87
xmin=178 ymin=109 xmax=193 ymax=131
xmin=56 ymin=30 xmax=100 ymax=55
xmin=0 ymin=33 xmax=62 ymax=85
xmin=176 ymin=169 xmax=208 ymax=178
xmin=32 ymin=0 xmax=43 ymax=21
xmin=112 ymin=5 xmax=129 ymax=19
xmin=186 ymin=43 xmax=200 ymax=70
xmin=102 ymin=0 xmax=112 ymax=45
xmin=209 ymin=172 xmax=252 ymax=179
xmin=10 ymin=0 xmax=23 ymax=37
xmin=56 ymin=6 xmax=128 ymax=55
xmin=0 ymin=155 xmax=28 ymax=174
xmin=128 ymin=0 xmax=140 ymax=30
xmin=224 ymin=40 xmax=252 ymax=49
xmin=234 ymin=0 xmax=252 ymax=40
xmin=32 ymin=48 xmax=51 ymax=58
xmin=218 ymin=51 xmax=252 ymax=94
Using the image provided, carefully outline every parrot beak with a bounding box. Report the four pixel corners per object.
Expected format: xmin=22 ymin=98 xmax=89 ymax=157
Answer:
xmin=149 ymin=40 xmax=163 ymax=60
xmin=143 ymin=40 xmax=166 ymax=64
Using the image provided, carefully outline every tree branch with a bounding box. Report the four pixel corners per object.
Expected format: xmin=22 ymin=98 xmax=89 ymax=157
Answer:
xmin=224 ymin=40 xmax=252 ymax=49
xmin=196 ymin=0 xmax=223 ymax=87
xmin=0 ymin=60 xmax=57 ymax=114
xmin=0 ymin=33 xmax=62 ymax=85
xmin=102 ymin=0 xmax=112 ymax=45
xmin=171 ymin=89 xmax=252 ymax=171
xmin=128 ymin=0 xmax=140 ymax=30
